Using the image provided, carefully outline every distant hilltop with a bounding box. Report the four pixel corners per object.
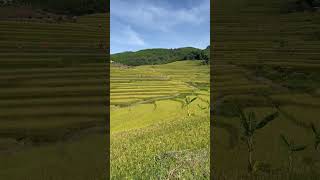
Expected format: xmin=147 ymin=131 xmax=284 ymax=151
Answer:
xmin=111 ymin=46 xmax=210 ymax=66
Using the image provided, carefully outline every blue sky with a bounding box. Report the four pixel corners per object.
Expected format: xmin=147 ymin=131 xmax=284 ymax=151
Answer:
xmin=111 ymin=0 xmax=210 ymax=54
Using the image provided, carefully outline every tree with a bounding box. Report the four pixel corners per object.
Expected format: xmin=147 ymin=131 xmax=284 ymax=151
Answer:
xmin=280 ymin=134 xmax=307 ymax=171
xmin=236 ymin=106 xmax=279 ymax=172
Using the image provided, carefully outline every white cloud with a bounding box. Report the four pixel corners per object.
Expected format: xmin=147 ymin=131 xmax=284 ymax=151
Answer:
xmin=111 ymin=0 xmax=209 ymax=32
xmin=111 ymin=24 xmax=146 ymax=46
xmin=124 ymin=26 xmax=146 ymax=46
xmin=110 ymin=0 xmax=210 ymax=53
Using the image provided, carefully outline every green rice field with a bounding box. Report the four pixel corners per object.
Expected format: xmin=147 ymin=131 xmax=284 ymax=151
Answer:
xmin=0 ymin=13 xmax=108 ymax=179
xmin=110 ymin=60 xmax=210 ymax=179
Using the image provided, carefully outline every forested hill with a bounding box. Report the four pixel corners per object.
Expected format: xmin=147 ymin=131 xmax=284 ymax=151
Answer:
xmin=111 ymin=46 xmax=210 ymax=66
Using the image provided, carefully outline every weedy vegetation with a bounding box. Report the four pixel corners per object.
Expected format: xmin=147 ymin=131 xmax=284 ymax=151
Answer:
xmin=237 ymin=106 xmax=279 ymax=172
xmin=280 ymin=134 xmax=307 ymax=172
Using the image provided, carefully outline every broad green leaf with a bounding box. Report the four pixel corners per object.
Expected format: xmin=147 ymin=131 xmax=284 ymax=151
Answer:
xmin=256 ymin=111 xmax=279 ymax=130
xmin=292 ymin=145 xmax=307 ymax=152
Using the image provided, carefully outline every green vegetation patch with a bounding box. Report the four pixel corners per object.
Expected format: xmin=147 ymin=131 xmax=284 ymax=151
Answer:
xmin=111 ymin=61 xmax=210 ymax=178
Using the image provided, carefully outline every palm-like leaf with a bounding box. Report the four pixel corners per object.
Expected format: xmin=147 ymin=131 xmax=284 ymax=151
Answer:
xmin=292 ymin=145 xmax=307 ymax=152
xmin=311 ymin=123 xmax=318 ymax=135
xmin=249 ymin=112 xmax=257 ymax=131
xmin=183 ymin=98 xmax=188 ymax=108
xmin=280 ymin=134 xmax=290 ymax=147
xmin=311 ymin=123 xmax=320 ymax=150
xmin=256 ymin=111 xmax=279 ymax=130
xmin=189 ymin=97 xmax=197 ymax=104
xmin=184 ymin=98 xmax=188 ymax=105
xmin=237 ymin=106 xmax=249 ymax=134
xmin=205 ymin=100 xmax=210 ymax=106
xmin=185 ymin=97 xmax=197 ymax=106
xmin=280 ymin=134 xmax=307 ymax=152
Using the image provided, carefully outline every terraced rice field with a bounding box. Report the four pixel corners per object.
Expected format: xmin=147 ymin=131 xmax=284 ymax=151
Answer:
xmin=110 ymin=60 xmax=210 ymax=179
xmin=0 ymin=13 xmax=109 ymax=179
xmin=212 ymin=0 xmax=320 ymax=178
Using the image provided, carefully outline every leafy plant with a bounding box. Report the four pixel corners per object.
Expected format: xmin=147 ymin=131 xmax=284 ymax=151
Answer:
xmin=280 ymin=134 xmax=307 ymax=171
xmin=311 ymin=123 xmax=320 ymax=150
xmin=236 ymin=106 xmax=279 ymax=172
xmin=183 ymin=97 xmax=197 ymax=116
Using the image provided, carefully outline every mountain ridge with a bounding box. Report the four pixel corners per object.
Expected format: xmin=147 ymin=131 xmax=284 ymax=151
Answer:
xmin=111 ymin=46 xmax=210 ymax=66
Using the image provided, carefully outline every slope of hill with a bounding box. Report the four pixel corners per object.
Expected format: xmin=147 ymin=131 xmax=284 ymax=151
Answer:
xmin=111 ymin=60 xmax=210 ymax=178
xmin=0 ymin=13 xmax=109 ymax=180
xmin=212 ymin=0 xmax=320 ymax=179
xmin=111 ymin=46 xmax=210 ymax=66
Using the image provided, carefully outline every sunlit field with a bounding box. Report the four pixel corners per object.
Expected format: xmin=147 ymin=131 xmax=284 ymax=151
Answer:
xmin=110 ymin=60 xmax=210 ymax=179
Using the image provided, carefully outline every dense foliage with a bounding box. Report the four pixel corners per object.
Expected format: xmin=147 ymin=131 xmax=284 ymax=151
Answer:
xmin=203 ymin=45 xmax=210 ymax=64
xmin=111 ymin=46 xmax=210 ymax=66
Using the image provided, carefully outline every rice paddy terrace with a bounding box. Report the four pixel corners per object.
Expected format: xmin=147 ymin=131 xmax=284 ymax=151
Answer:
xmin=0 ymin=13 xmax=109 ymax=179
xmin=111 ymin=61 xmax=208 ymax=106
xmin=110 ymin=60 xmax=210 ymax=178
xmin=213 ymin=0 xmax=320 ymax=178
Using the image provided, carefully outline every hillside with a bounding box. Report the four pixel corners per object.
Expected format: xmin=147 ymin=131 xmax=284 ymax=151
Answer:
xmin=212 ymin=0 xmax=320 ymax=178
xmin=111 ymin=46 xmax=210 ymax=66
xmin=111 ymin=61 xmax=210 ymax=178
xmin=0 ymin=13 xmax=109 ymax=180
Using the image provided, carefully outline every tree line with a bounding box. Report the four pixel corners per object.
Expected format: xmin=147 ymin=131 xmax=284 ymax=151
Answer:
xmin=111 ymin=46 xmax=210 ymax=66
